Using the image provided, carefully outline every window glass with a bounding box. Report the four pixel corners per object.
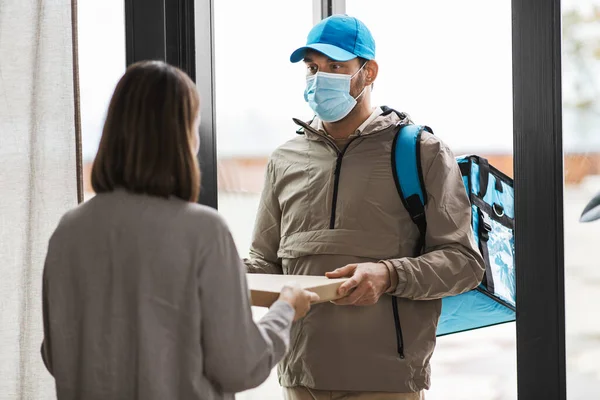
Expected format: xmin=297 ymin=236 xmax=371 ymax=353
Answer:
xmin=78 ymin=0 xmax=126 ymax=201
xmin=213 ymin=1 xmax=313 ymax=398
xmin=562 ymin=1 xmax=600 ymax=397
xmin=346 ymin=1 xmax=516 ymax=399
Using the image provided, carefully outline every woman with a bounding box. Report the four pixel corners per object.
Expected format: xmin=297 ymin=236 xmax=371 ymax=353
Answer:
xmin=41 ymin=61 xmax=318 ymax=400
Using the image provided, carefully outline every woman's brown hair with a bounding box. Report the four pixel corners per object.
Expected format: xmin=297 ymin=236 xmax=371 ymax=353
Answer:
xmin=92 ymin=61 xmax=201 ymax=202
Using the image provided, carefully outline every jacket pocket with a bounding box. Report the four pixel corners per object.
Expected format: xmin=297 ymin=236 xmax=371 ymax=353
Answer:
xmin=278 ymin=229 xmax=401 ymax=260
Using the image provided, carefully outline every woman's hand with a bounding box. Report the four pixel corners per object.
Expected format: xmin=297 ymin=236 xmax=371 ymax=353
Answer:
xmin=278 ymin=283 xmax=320 ymax=321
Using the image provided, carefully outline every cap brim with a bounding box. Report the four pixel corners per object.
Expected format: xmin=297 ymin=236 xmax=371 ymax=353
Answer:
xmin=290 ymin=43 xmax=357 ymax=63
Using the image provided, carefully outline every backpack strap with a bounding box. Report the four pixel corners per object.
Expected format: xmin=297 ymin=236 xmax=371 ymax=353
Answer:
xmin=392 ymin=124 xmax=429 ymax=254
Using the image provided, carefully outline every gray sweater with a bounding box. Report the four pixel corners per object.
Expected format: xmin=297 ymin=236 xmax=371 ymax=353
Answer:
xmin=41 ymin=189 xmax=294 ymax=400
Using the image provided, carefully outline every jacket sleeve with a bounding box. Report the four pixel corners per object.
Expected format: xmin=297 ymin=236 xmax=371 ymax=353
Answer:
xmin=383 ymin=133 xmax=485 ymax=300
xmin=244 ymin=159 xmax=283 ymax=275
xmin=201 ymin=213 xmax=294 ymax=393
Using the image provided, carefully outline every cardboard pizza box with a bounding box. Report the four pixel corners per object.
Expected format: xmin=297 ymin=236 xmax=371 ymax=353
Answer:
xmin=247 ymin=274 xmax=348 ymax=308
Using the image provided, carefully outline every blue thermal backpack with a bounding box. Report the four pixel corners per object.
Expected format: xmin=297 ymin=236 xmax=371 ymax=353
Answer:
xmin=392 ymin=123 xmax=516 ymax=336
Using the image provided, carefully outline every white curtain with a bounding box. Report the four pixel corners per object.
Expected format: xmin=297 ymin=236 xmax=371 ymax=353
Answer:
xmin=0 ymin=0 xmax=79 ymax=398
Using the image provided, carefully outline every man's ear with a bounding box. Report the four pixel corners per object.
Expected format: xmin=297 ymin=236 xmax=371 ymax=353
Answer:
xmin=364 ymin=59 xmax=379 ymax=85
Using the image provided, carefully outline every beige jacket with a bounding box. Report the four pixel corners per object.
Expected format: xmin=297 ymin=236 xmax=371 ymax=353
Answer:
xmin=245 ymin=108 xmax=485 ymax=393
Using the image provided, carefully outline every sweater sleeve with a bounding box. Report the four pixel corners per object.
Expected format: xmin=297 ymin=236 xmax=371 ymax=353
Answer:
xmin=200 ymin=213 xmax=294 ymax=393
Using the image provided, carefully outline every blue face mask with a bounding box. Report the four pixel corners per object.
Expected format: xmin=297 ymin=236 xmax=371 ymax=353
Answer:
xmin=304 ymin=64 xmax=367 ymax=123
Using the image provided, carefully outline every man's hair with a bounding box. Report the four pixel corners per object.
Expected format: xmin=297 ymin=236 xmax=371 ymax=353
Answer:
xmin=91 ymin=61 xmax=201 ymax=202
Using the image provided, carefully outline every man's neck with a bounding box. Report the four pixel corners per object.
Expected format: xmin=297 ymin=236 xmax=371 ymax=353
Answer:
xmin=323 ymin=100 xmax=373 ymax=140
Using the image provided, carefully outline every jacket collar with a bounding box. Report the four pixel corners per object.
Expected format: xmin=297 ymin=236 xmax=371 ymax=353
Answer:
xmin=293 ymin=106 xmax=412 ymax=141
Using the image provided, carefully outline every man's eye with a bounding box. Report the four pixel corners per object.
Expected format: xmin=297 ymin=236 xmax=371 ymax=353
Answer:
xmin=331 ymin=64 xmax=341 ymax=70
xmin=307 ymin=65 xmax=318 ymax=74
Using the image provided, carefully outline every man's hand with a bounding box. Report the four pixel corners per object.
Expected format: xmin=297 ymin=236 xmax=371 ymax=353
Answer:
xmin=325 ymin=262 xmax=391 ymax=306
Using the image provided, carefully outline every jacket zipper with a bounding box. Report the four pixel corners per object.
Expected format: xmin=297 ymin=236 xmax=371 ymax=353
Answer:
xmin=298 ymin=121 xmax=407 ymax=359
xmin=329 ymin=138 xmax=359 ymax=229
xmin=326 ymin=133 xmax=406 ymax=359
xmin=392 ymin=297 xmax=406 ymax=359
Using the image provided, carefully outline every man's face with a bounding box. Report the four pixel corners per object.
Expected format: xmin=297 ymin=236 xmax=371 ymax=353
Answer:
xmin=303 ymin=50 xmax=368 ymax=101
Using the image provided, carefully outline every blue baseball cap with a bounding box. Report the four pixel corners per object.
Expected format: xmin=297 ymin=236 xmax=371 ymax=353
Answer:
xmin=290 ymin=14 xmax=376 ymax=63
